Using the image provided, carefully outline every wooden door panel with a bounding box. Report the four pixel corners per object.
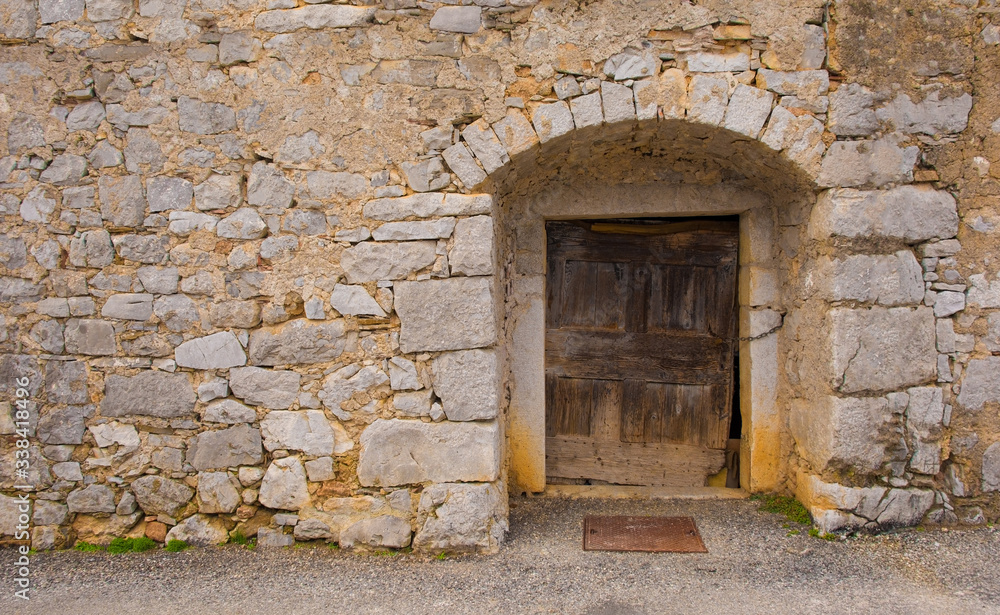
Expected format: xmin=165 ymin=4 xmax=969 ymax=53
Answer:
xmin=545 ymin=220 xmax=738 ymax=487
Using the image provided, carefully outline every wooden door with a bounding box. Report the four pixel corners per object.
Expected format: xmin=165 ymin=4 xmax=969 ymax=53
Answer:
xmin=544 ymin=220 xmax=738 ymax=487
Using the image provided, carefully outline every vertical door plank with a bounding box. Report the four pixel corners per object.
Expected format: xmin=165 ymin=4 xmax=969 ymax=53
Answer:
xmin=591 ymin=379 xmax=623 ymax=441
xmin=594 ymin=262 xmax=628 ymax=329
xmin=560 ymin=260 xmax=598 ymax=327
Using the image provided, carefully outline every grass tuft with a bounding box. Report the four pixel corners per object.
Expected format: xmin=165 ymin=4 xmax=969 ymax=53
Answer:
xmin=753 ymin=494 xmax=812 ymax=525
xmin=164 ymin=539 xmax=191 ymax=552
xmin=74 ymin=541 xmax=104 ymax=552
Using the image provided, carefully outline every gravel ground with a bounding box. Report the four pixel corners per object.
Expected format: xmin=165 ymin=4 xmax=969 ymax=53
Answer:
xmin=2 ymin=496 xmax=998 ymax=615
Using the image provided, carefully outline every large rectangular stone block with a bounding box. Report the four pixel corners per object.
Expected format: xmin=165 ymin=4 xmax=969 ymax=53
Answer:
xmin=815 ymin=251 xmax=924 ymax=306
xmin=358 ymin=419 xmax=500 ymax=487
xmin=810 ymin=186 xmax=959 ymax=244
xmin=827 ymin=306 xmax=936 ymax=394
xmin=394 ymin=277 xmax=496 ymax=353
xmin=790 ymin=396 xmax=895 ymax=474
xmin=103 ymin=371 xmax=196 ymax=418
xmin=248 ymin=319 xmax=346 ymax=366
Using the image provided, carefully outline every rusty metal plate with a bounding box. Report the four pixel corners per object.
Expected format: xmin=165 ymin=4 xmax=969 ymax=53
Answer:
xmin=583 ymin=516 xmax=708 ymax=553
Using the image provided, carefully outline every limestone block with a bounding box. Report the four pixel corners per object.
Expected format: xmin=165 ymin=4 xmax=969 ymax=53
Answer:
xmin=570 ymin=92 xmax=603 ymax=129
xmin=0 ymin=235 xmax=26 ymax=270
xmin=956 ymin=357 xmax=1000 ymax=411
xmin=89 ymin=141 xmax=123 ymax=168
xmin=492 ymin=111 xmax=538 ymax=158
xmin=341 ymin=241 xmax=437 ymax=283
xmin=319 ymin=364 xmax=389 ymax=412
xmin=103 ymin=372 xmax=196 ymax=418
xmin=217 ymin=208 xmax=267 ymax=239
xmin=329 ymin=284 xmax=386 ymax=317
xmin=40 ymin=154 xmax=87 ymax=186
xmin=105 ymin=104 xmax=170 ymax=128
xmin=829 ymin=83 xmax=878 ymax=136
xmin=63 ymin=319 xmax=116 ymax=355
xmin=153 ymin=294 xmax=199 ymax=332
xmin=67 ymin=485 xmax=116 ymax=514
xmin=449 ymin=216 xmax=493 ymax=277
xmin=136 ymin=266 xmax=178 ymax=295
xmin=341 ymin=516 xmax=412 ymax=549
xmin=195 ymin=174 xmax=241 ymax=211
xmin=0 ymin=494 xmax=26 ymax=536
xmin=304 ymin=457 xmax=335 ymax=482
xmin=790 ymin=396 xmax=894 ymax=473
xmin=86 ymin=0 xmax=132 ymax=21
xmin=659 ymin=68 xmax=689 ymax=119
xmin=37 ymin=406 xmax=94 ymax=445
xmin=34 ymin=501 xmax=68 ymax=526
xmin=393 ymin=389 xmax=433 ymax=416
xmin=429 ymin=5 xmax=481 ymax=33
xmin=400 ymin=158 xmax=450 ymax=193
xmin=98 ymin=175 xmax=146 ymax=228
xmin=600 ymin=81 xmax=636 ymax=124
xmin=305 ymin=170 xmax=366 ymax=201
xmin=876 ymin=91 xmax=972 ymax=136
xmin=113 ymin=234 xmax=170 ymax=264
xmin=43 ymin=361 xmax=87 ymax=406
xmin=202 ymin=399 xmax=255 ymax=424
xmin=809 ymin=186 xmax=959 ymax=244
xmin=431 ymin=349 xmax=499 ymax=422
xmin=686 ymin=51 xmax=749 ymax=73
xmin=760 ymin=105 xmax=825 ymax=177
xmin=229 ymin=366 xmax=301 ymax=409
xmin=259 ymin=457 xmax=310 ymax=511
xmin=255 ymin=4 xmax=375 ymax=32
xmin=363 ymin=193 xmax=491 ymax=221
xmin=248 ymin=319 xmax=346 ymax=366
xmin=90 ymin=422 xmax=139 ymax=448
xmin=827 ymin=306 xmax=936 ymax=394
xmin=983 ymin=443 xmax=1000 ymax=492
xmin=101 ymin=293 xmax=153 ymax=321
xmin=414 ymin=482 xmax=507 ymax=553
xmin=605 ymin=49 xmax=658 ymax=80
xmin=247 ymin=162 xmax=294 ymax=211
xmin=357 ymin=419 xmax=501 ymax=486
xmin=554 ymin=76 xmax=582 ymax=99
xmin=175 ymin=332 xmax=247 ymax=370
xmin=372 ymin=218 xmax=456 ymax=242
xmin=798 ymin=473 xmax=933 ymax=531
xmin=68 ymin=229 xmax=114 ymax=268
xmin=817 ymin=137 xmax=919 ymax=188
xmin=52 ymin=462 xmax=82 ymax=482
xmin=261 ymin=410 xmax=335 ymax=456
xmin=177 ymin=96 xmax=236 ymax=135
xmin=394 ymin=277 xmax=497 ymax=353
xmin=19 ymin=188 xmax=56 ymax=223
xmin=687 ymin=74 xmax=729 ymax=126
xmin=723 ymin=84 xmax=774 ymax=138
xmin=187 ymin=424 xmax=263 ymax=471
xmin=169 ymin=211 xmax=219 ymax=237
xmin=461 ymin=119 xmax=508 ymax=174
xmin=197 ymin=472 xmax=241 ymax=514
xmin=442 ymin=143 xmax=487 ymax=188
xmin=388 ymin=357 xmax=420 ymax=391
xmin=816 ymin=251 xmax=924 ymax=306
xmin=531 ymin=101 xmax=575 ymax=143
xmin=932 ymin=291 xmax=964 ymax=318
xmin=632 ymin=79 xmax=658 ymax=120
xmin=906 ymin=386 xmax=945 ymax=475
xmin=756 ymin=69 xmax=829 ymax=97
xmin=164 ymin=514 xmax=228 ymax=546
xmin=147 ymin=177 xmax=193 ymax=213
xmin=130 ymin=475 xmax=193 ymax=517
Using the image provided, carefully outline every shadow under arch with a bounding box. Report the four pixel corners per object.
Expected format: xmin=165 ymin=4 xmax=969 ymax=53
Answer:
xmin=481 ymin=117 xmax=821 ymax=495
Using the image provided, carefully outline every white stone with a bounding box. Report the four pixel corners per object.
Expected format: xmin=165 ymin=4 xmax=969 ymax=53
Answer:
xmin=304 ymin=457 xmax=335 ymax=482
xmin=829 ymin=82 xmax=878 ymax=137
xmin=432 ymin=349 xmax=499 ymax=422
xmin=756 ymin=69 xmax=829 ymax=97
xmin=723 ymin=84 xmax=774 ymax=138
xmin=605 ymin=49 xmax=657 ymax=80
xmin=341 ymin=516 xmax=412 ymax=549
xmin=449 ymin=216 xmax=493 ymax=277
xmin=394 ymin=277 xmax=496 ymax=353
xmin=532 ymin=101 xmax=575 ymax=143
xmin=168 ymin=211 xmax=218 ymax=236
xmin=601 ymin=81 xmax=636 ymax=124
xmin=570 ymin=92 xmax=603 ymax=129
xmin=816 ymin=251 xmax=924 ymax=306
xmin=249 ymin=319 xmax=347 ymax=366
xmin=956 ymin=357 xmax=1000 ymax=411
xmin=197 ymin=471 xmax=241 ymax=514
xmin=329 ymin=284 xmax=387 ymax=317
xmin=258 ymin=457 xmax=310 ymax=511
xmin=687 ymin=74 xmax=729 ymax=126
xmin=175 ymin=332 xmax=247 ymax=369
xmin=89 ymin=422 xmax=140 ymax=448
xmin=229 ymin=366 xmax=301 ymax=409
xmin=818 ymin=136 xmax=919 ymax=188
xmin=760 ymin=105 xmax=825 ymax=177
xmin=372 ymin=218 xmax=456 ymax=241
xmin=876 ymin=91 xmax=972 ymax=136
xmin=810 ymin=186 xmax=959 ymax=244
xmin=165 ymin=514 xmax=229 ymax=546
xmin=461 ymin=119 xmax=508 ymax=174
xmin=195 ymin=174 xmax=242 ymax=211
xmin=632 ymin=78 xmax=658 ymax=121
xmin=202 ymin=399 xmax=256 ymax=423
xmin=358 ymin=419 xmax=501 ymax=487
xmin=933 ymin=291 xmax=965 ymax=318
xmin=260 ymin=410 xmax=336 ymax=456
xmin=686 ymin=51 xmax=749 ymax=72
xmin=217 ymin=208 xmax=267 ymax=239
xmin=101 ymin=293 xmax=153 ymax=321
xmin=429 ymin=6 xmax=481 ymax=33
xmin=388 ymin=357 xmax=420 ymax=391
xmin=319 ymin=364 xmax=389 ymax=412
xmin=363 ymin=193 xmax=491 ymax=221
xmin=414 ymin=482 xmax=507 ymax=552
xmin=340 ymin=241 xmax=437 ymax=283
xmin=493 ymin=111 xmax=538 ymax=157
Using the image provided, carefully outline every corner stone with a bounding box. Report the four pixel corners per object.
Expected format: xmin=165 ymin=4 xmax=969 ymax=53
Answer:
xmin=394 ymin=277 xmax=496 ymax=353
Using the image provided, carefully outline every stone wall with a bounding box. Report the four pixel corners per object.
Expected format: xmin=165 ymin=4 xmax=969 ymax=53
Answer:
xmin=0 ymin=0 xmax=998 ymax=552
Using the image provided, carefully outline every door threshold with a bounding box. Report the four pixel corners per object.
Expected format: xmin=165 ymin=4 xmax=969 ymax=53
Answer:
xmin=539 ymin=484 xmax=749 ymax=500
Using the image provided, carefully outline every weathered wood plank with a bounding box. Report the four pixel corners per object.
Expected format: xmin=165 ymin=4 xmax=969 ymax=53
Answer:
xmin=545 ymin=435 xmax=726 ymax=487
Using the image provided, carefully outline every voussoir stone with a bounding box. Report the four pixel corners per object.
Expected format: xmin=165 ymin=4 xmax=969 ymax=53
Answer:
xmin=103 ymin=371 xmax=196 ymax=418
xmin=394 ymin=277 xmax=496 ymax=353
xmin=130 ymin=475 xmax=194 ymax=517
xmin=340 ymin=241 xmax=437 ymax=283
xmin=248 ymin=319 xmax=346 ymax=366
xmin=229 ymin=366 xmax=300 ymax=409
xmin=186 ymin=424 xmax=263 ymax=470
xmin=175 ymin=331 xmax=247 ymax=369
xmin=358 ymin=418 xmax=500 ymax=487
xmin=432 ymin=349 xmax=499 ymax=421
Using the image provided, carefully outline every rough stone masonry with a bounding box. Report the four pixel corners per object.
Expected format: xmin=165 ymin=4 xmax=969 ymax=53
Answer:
xmin=0 ymin=0 xmax=998 ymax=553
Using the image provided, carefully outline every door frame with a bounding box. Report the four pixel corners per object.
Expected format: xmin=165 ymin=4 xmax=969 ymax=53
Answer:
xmin=503 ymin=183 xmax=783 ymax=495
